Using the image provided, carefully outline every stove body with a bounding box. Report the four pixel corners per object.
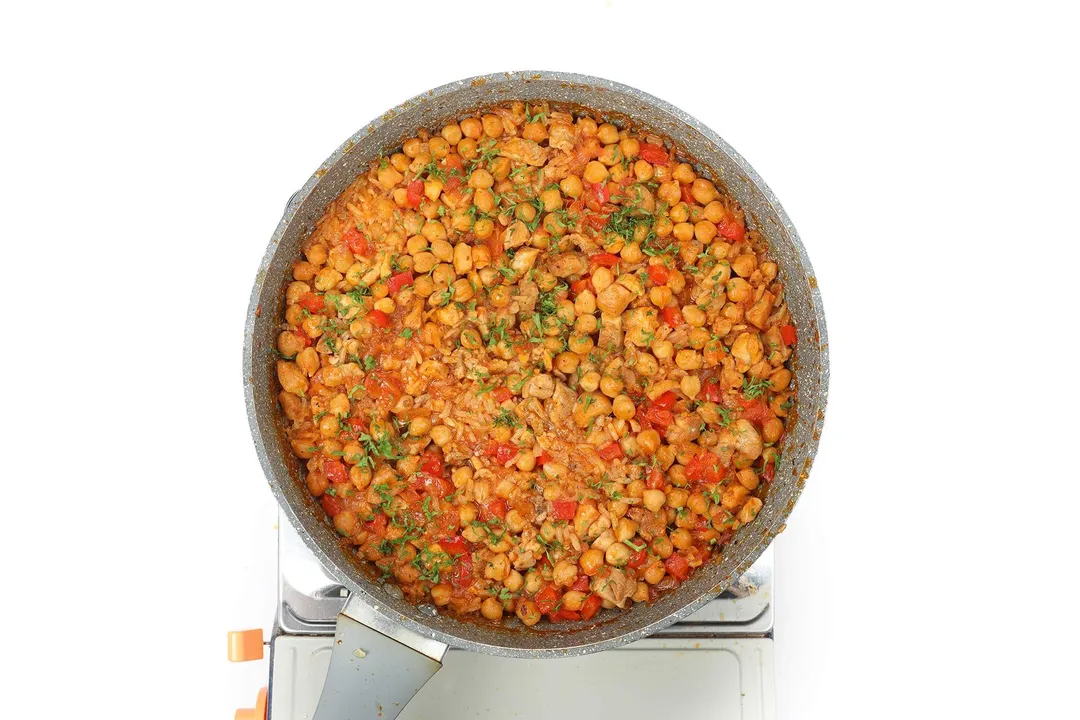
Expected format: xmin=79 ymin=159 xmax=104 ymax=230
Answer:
xmin=264 ymin=513 xmax=776 ymax=719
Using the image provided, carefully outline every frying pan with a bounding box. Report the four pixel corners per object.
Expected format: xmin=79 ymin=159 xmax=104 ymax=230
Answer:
xmin=243 ymin=71 xmax=828 ymax=719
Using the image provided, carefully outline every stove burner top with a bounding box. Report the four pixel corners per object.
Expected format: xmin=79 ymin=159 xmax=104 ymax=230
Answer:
xmin=276 ymin=511 xmax=773 ymax=638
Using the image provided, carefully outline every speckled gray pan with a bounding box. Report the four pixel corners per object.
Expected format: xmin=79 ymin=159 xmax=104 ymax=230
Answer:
xmin=243 ymin=71 xmax=829 ymax=658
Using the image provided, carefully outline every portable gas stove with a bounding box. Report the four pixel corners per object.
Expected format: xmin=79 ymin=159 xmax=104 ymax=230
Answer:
xmin=231 ymin=510 xmax=776 ymax=719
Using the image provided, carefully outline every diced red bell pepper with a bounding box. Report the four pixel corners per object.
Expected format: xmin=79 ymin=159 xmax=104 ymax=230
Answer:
xmin=440 ymin=535 xmax=468 ymax=556
xmin=363 ymin=371 xmax=404 ymax=402
xmin=665 ymin=552 xmax=690 ymax=582
xmin=451 ymin=553 xmax=474 ymax=589
xmin=680 ymin=184 xmax=696 ymax=205
xmin=661 ymin=306 xmax=683 ymax=326
xmin=580 ymin=593 xmax=602 ymax=620
xmin=535 ymin=584 xmax=562 ymax=615
xmin=570 ymin=575 xmax=590 ymax=592
xmin=716 ymin=215 xmax=745 ymax=241
xmin=487 ymin=228 xmax=504 ymax=259
xmin=444 ymin=174 xmax=462 ymax=197
xmin=419 ymin=449 xmax=445 ymax=478
xmin=780 ymin=324 xmax=797 ymax=346
xmin=320 ymin=493 xmax=344 ymax=517
xmin=685 ymin=452 xmax=723 ymax=484
xmin=484 ymin=441 xmax=518 ymax=465
xmin=628 ymin=548 xmax=649 ymax=569
xmin=346 ymin=414 xmax=368 ymax=432
xmin=549 ymin=609 xmax=582 ymax=622
xmin=298 ymin=292 xmax=325 ymax=313
xmin=293 ymin=329 xmax=312 ymax=348
xmin=638 ymin=143 xmax=670 ymax=166
xmin=405 ymin=179 xmax=424 ymax=209
xmin=367 ymin=309 xmax=390 ymax=328
xmin=482 ymin=498 xmax=508 ymax=521
xmin=584 ymin=213 xmax=608 ymax=231
xmin=364 ymin=513 xmax=388 ymax=537
xmin=341 ymin=227 xmax=372 ymax=257
xmin=591 ymin=180 xmax=610 ymax=205
xmin=640 ymin=404 xmax=674 ymax=430
xmin=535 ymin=449 xmax=553 ymax=466
xmin=738 ymin=398 xmax=770 ymax=426
xmin=386 ymin=271 xmax=414 ymax=294
xmin=646 ymin=467 xmax=665 ymax=490
xmin=570 ymin=276 xmax=592 ymax=295
xmin=762 ymin=459 xmax=776 ymax=483
xmin=590 ymin=252 xmax=621 ymax=268
xmin=492 ymin=386 xmax=513 ymax=403
xmin=443 ymin=154 xmax=464 ymax=174
xmin=652 ymin=391 xmax=677 ymax=410
xmin=646 ymin=264 xmax=670 ymax=285
xmin=322 ymin=457 xmax=348 ymax=484
xmin=702 ymin=379 xmax=722 ymax=403
xmin=597 ymin=442 xmax=623 ymax=461
xmin=551 ymin=500 xmax=578 ymax=521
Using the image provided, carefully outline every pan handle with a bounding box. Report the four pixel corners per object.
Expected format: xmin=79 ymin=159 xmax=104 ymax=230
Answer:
xmin=310 ymin=595 xmax=448 ymax=720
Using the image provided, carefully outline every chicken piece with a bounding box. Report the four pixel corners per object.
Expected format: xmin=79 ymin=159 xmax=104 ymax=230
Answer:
xmin=572 ymin=392 xmax=612 ymax=428
xmin=512 ymin=247 xmax=541 ymax=275
xmin=628 ymin=507 xmax=666 ymax=540
xmin=665 ymin=412 xmax=702 ymax=445
xmin=498 ymin=137 xmax=546 ymax=166
xmin=625 ymin=307 xmax=659 ymax=347
xmin=514 ymin=281 xmax=539 ymax=314
xmin=592 ymin=567 xmax=636 ymax=608
xmin=504 ymin=220 xmax=531 ymax=250
xmin=597 ymin=313 xmax=624 ymax=353
xmin=562 ymin=232 xmax=599 ymax=254
xmin=546 ymin=381 xmax=576 ymax=426
xmin=523 ymin=373 xmax=555 ymax=400
xmin=731 ymin=418 xmax=763 ymax=460
xmin=597 ymin=283 xmax=634 ymax=316
xmin=730 ymin=332 xmax=764 ymax=369
xmin=746 ymin=291 xmax=775 ymax=329
xmin=547 ymin=252 xmax=588 ymax=278
xmin=547 ymin=121 xmax=575 ymax=152
xmin=517 ymin=397 xmax=553 ymax=435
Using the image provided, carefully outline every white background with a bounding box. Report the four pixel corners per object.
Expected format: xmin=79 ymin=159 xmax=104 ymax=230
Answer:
xmin=2 ymin=1 xmax=1077 ymax=718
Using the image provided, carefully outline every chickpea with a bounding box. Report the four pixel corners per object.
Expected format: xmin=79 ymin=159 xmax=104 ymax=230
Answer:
xmin=460 ymin=117 xmax=483 ymax=138
xmin=305 ymin=243 xmax=328 ymax=266
xmin=600 ymin=374 xmax=624 ymax=398
xmin=553 ymin=560 xmax=578 ymax=587
xmin=672 ymin=222 xmax=695 ymax=243
xmin=516 ymin=452 xmax=536 ymax=472
xmin=667 ymin=488 xmax=689 ymax=509
xmin=583 ymin=161 xmax=609 ymax=184
xmin=560 ymin=174 xmax=583 ymax=198
xmin=738 ymin=497 xmax=764 ymax=524
xmin=737 ymin=468 xmax=760 ymax=491
xmin=579 ymin=548 xmax=605 ymax=576
xmin=482 ymin=114 xmax=503 ymax=137
xmin=694 ymin=220 xmax=718 ymax=244
xmin=675 ymin=349 xmax=703 ymax=371
xmin=763 ymin=417 xmax=785 ymax=444
xmin=574 ymin=289 xmax=597 ymax=314
xmin=605 ymin=542 xmax=631 ymax=567
xmin=687 ymin=492 xmax=708 ymax=516
xmin=430 ymin=425 xmax=452 ymax=446
xmin=620 ymin=136 xmax=640 ymax=159
xmin=634 ymin=353 xmax=659 ymax=376
xmin=481 ymin=597 xmax=504 ymax=621
xmin=637 ymin=429 xmax=661 ymax=455
xmin=642 ymin=488 xmax=666 ymax=512
xmin=578 ymin=371 xmax=601 ymax=393
xmin=516 ymin=600 xmax=542 ymax=627
xmin=597 ymin=123 xmax=620 ymax=144
xmin=634 ymin=159 xmax=655 ymax=182
xmin=555 ymin=352 xmax=579 ymax=375
xmin=612 ymin=394 xmax=636 ymax=420
xmin=691 ymin=178 xmax=718 ymax=204
xmin=681 ymin=304 xmax=706 ymax=327
xmin=524 ymin=569 xmax=543 ymax=594
xmin=770 ymin=367 xmax=792 ymax=390
xmin=671 ymin=528 xmax=694 ymax=550
xmin=643 ymin=562 xmax=666 ymax=585
xmin=504 ymin=570 xmax=524 ymax=592
xmin=561 ymin=590 xmax=585 ymax=612
xmin=430 ymin=584 xmax=452 ymax=606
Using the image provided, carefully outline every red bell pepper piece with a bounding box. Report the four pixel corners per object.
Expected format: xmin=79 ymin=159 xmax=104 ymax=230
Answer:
xmin=341 ymin=227 xmax=372 ymax=257
xmin=535 ymin=584 xmax=562 ymax=615
xmin=680 ymin=184 xmax=696 ymax=205
xmin=386 ymin=271 xmax=414 ymax=294
xmin=440 ymin=535 xmax=468 ymax=557
xmin=549 ymin=609 xmax=582 ymax=622
xmin=367 ymin=309 xmax=390 ymax=328
xmin=492 ymin=386 xmax=513 ymax=403
xmin=570 ymin=575 xmax=590 ymax=592
xmin=638 ymin=143 xmax=670 ymax=166
xmin=364 ymin=513 xmax=388 ymax=537
xmin=646 ymin=264 xmax=670 ymax=285
xmin=584 ymin=213 xmax=608 ymax=231
xmin=293 ymin=329 xmax=312 ymax=348
xmin=570 ymin=275 xmax=592 ymax=295
xmin=640 ymin=404 xmax=674 ymax=430
xmin=322 ymin=457 xmax=348 ymax=485
xmin=780 ymin=324 xmax=797 ymax=346
xmin=535 ymin=449 xmax=553 ymax=466
xmin=405 ymin=179 xmax=424 ymax=209
xmin=298 ymin=292 xmax=325 ymax=313
xmin=661 ymin=306 xmax=683 ymax=326
xmin=596 ymin=442 xmax=623 ymax=461
xmin=716 ymin=215 xmax=745 ymax=241
xmin=685 ymin=452 xmax=723 ymax=484
xmin=702 ymin=379 xmax=722 ymax=403
xmin=646 ymin=467 xmax=665 ymax=490
xmin=551 ymin=500 xmax=578 ymax=521
xmin=320 ymin=493 xmax=344 ymax=517
xmin=580 ymin=593 xmax=602 ymax=620
xmin=484 ymin=441 xmax=518 ymax=465
xmin=665 ymin=552 xmax=690 ymax=582
xmin=419 ymin=449 xmax=445 ymax=478
xmin=590 ymin=252 xmax=621 ymax=268
xmin=628 ymin=548 xmax=649 ymax=569
xmin=451 ymin=553 xmax=474 ymax=589
xmin=482 ymin=498 xmax=508 ymax=521
xmin=652 ymin=391 xmax=677 ymax=410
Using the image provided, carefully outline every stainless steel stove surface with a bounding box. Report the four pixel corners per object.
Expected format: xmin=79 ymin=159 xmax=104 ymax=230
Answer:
xmin=269 ymin=513 xmax=776 ymax=719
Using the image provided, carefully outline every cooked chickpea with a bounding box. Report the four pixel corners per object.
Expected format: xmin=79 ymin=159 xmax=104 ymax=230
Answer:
xmin=579 ymin=548 xmax=605 ymax=576
xmin=516 ymin=600 xmax=542 ymax=626
xmin=430 ymin=425 xmax=452 ymax=446
xmin=599 ymin=374 xmax=624 ymax=398
xmin=579 ymin=370 xmax=601 ymax=392
xmin=763 ymin=417 xmax=785 ymax=444
xmin=553 ymin=560 xmax=578 ymax=587
xmin=675 ymin=349 xmax=702 ymax=371
xmin=605 ymin=543 xmax=631 ymax=567
xmin=732 ymin=254 xmax=757 ymax=278
xmin=481 ymin=597 xmax=504 ymax=621
xmin=637 ymin=429 xmax=661 ymax=455
xmin=583 ymin=161 xmax=609 ymax=184
xmin=560 ymin=174 xmax=583 ymax=198
xmin=643 ymin=489 xmax=666 ymax=512
xmin=670 ymin=528 xmax=694 ymax=550
xmin=612 ymin=395 xmax=636 ymax=420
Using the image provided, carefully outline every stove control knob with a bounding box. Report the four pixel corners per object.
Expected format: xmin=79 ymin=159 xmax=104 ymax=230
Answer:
xmin=234 ymin=687 xmax=267 ymax=720
xmin=227 ymin=629 xmax=264 ymax=662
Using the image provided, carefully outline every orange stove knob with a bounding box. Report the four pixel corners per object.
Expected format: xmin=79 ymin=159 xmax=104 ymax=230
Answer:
xmin=234 ymin=687 xmax=267 ymax=720
xmin=227 ymin=629 xmax=264 ymax=662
